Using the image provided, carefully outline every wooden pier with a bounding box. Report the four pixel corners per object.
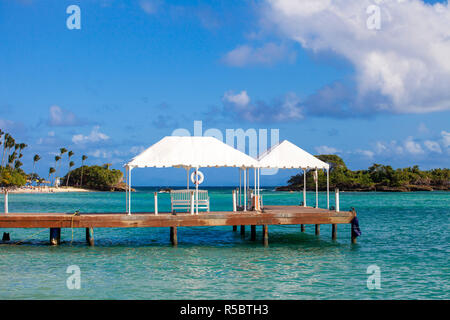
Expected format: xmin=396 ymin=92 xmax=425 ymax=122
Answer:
xmin=0 ymin=205 xmax=357 ymax=246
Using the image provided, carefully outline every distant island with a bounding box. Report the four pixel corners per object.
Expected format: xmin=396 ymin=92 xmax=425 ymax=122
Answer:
xmin=277 ymin=155 xmax=450 ymax=192
xmin=62 ymin=165 xmax=131 ymax=192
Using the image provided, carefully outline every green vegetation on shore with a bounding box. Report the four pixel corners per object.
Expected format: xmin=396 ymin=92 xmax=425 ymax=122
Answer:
xmin=62 ymin=164 xmax=127 ymax=191
xmin=1 ymin=129 xmax=129 ymax=191
xmin=0 ymin=130 xmax=28 ymax=189
xmin=279 ymin=155 xmax=450 ymax=192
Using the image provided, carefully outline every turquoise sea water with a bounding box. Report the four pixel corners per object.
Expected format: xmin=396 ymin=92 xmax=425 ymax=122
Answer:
xmin=0 ymin=188 xmax=448 ymax=300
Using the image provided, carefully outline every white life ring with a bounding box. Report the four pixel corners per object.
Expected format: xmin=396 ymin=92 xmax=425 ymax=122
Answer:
xmin=190 ymin=170 xmax=204 ymax=185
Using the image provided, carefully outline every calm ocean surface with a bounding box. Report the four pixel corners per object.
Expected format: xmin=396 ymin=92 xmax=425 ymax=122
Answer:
xmin=0 ymin=188 xmax=448 ymax=300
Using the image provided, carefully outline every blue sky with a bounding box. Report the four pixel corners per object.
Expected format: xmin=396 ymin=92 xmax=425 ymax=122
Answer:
xmin=1 ymin=0 xmax=449 ymax=186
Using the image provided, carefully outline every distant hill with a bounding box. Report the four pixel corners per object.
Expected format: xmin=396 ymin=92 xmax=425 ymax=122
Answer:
xmin=62 ymin=165 xmax=131 ymax=192
xmin=277 ymin=155 xmax=450 ymax=192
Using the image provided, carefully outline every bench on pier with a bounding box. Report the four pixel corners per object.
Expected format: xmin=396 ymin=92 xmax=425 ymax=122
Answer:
xmin=170 ymin=189 xmax=210 ymax=213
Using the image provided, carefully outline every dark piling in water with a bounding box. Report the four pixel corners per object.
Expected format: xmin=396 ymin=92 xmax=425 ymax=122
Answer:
xmin=49 ymin=228 xmax=60 ymax=245
xmin=86 ymin=228 xmax=94 ymax=246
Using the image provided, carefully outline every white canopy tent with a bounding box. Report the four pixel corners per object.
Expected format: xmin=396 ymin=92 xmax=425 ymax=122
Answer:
xmin=257 ymin=140 xmax=331 ymax=209
xmin=125 ymin=136 xmax=259 ymax=214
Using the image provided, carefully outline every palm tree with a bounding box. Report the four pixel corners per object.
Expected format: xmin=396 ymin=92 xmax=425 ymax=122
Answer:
xmin=80 ymin=155 xmax=88 ymax=187
xmin=49 ymin=167 xmax=56 ymax=185
xmin=66 ymin=151 xmax=74 ymax=186
xmin=0 ymin=130 xmax=4 ymax=166
xmin=66 ymin=161 xmax=75 ymax=186
xmin=54 ymin=155 xmax=61 ymax=186
xmin=3 ymin=135 xmax=15 ymax=167
xmin=32 ymin=154 xmax=41 ymax=185
xmin=14 ymin=160 xmax=23 ymax=169
xmin=58 ymin=148 xmax=67 ymax=176
xmin=8 ymin=151 xmax=17 ymax=168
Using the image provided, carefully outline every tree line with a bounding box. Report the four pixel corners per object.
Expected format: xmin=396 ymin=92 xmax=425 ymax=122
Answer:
xmin=280 ymin=155 xmax=449 ymax=192
xmin=1 ymin=129 xmax=92 ymax=189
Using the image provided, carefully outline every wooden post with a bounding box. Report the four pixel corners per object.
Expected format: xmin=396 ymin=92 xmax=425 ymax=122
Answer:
xmin=332 ymin=224 xmax=337 ymax=240
xmin=154 ymin=192 xmax=158 ymax=215
xmin=233 ymin=225 xmax=237 ymax=232
xmin=232 ymin=189 xmax=237 ymax=212
xmin=49 ymin=228 xmax=61 ymax=245
xmin=335 ymin=188 xmax=340 ymax=212
xmin=86 ymin=228 xmax=94 ymax=246
xmin=251 ymin=225 xmax=256 ymax=241
xmin=4 ymin=190 xmax=8 ymax=214
xmin=2 ymin=232 xmax=10 ymax=241
xmin=170 ymin=226 xmax=178 ymax=246
xmin=190 ymin=191 xmax=194 ymax=215
xmin=301 ymin=224 xmax=305 ymax=232
xmin=315 ymin=224 xmax=320 ymax=236
xmin=351 ymin=229 xmax=357 ymax=244
xmin=351 ymin=208 xmax=357 ymax=244
xmin=262 ymin=225 xmax=268 ymax=246
xmin=303 ymin=169 xmax=307 ymax=207
xmin=240 ymin=225 xmax=245 ymax=236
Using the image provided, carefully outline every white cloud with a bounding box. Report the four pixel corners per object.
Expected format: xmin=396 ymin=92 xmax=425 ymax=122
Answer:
xmin=418 ymin=122 xmax=429 ymax=134
xmin=375 ymin=141 xmax=388 ymax=154
xmin=265 ymin=0 xmax=450 ymax=114
xmin=0 ymin=118 xmax=16 ymax=131
xmin=424 ymin=140 xmax=442 ymax=153
xmin=48 ymin=105 xmax=86 ymax=127
xmin=441 ymin=130 xmax=450 ymax=148
xmin=315 ymin=145 xmax=340 ymax=154
xmin=222 ymin=91 xmax=303 ymax=122
xmin=222 ymin=43 xmax=295 ymax=67
xmin=356 ymin=149 xmax=375 ymax=158
xmin=72 ymin=126 xmax=109 ymax=144
xmin=223 ymin=91 xmax=250 ymax=108
xmin=404 ymin=136 xmax=424 ymax=155
xmin=139 ymin=0 xmax=160 ymax=15
xmin=130 ymin=146 xmax=145 ymax=155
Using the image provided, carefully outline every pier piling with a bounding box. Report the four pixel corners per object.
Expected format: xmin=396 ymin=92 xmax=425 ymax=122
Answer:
xmin=315 ymin=224 xmax=320 ymax=236
xmin=49 ymin=228 xmax=61 ymax=245
xmin=301 ymin=224 xmax=305 ymax=232
xmin=233 ymin=226 xmax=237 ymax=232
xmin=86 ymin=228 xmax=94 ymax=246
xmin=240 ymin=225 xmax=245 ymax=236
xmin=170 ymin=226 xmax=178 ymax=246
xmin=332 ymin=224 xmax=337 ymax=240
xmin=250 ymin=225 xmax=256 ymax=241
xmin=262 ymin=225 xmax=268 ymax=246
xmin=351 ymin=229 xmax=357 ymax=244
xmin=2 ymin=232 xmax=10 ymax=241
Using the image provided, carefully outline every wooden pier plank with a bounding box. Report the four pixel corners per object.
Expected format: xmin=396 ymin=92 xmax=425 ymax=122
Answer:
xmin=0 ymin=206 xmax=355 ymax=229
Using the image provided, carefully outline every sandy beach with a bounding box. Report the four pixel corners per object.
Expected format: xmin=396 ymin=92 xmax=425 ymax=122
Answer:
xmin=5 ymin=186 xmax=96 ymax=194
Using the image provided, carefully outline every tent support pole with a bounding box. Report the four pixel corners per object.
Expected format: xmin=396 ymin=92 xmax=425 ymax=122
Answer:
xmin=128 ymin=167 xmax=132 ymax=215
xmin=125 ymin=167 xmax=128 ymax=213
xmin=247 ymin=168 xmax=249 ymax=209
xmin=326 ymin=168 xmax=330 ymax=210
xmin=243 ymin=168 xmax=247 ymax=211
xmin=315 ymin=169 xmax=318 ymax=209
xmin=303 ymin=169 xmax=307 ymax=207
xmin=186 ymin=168 xmax=190 ymax=191
xmin=239 ymin=169 xmax=242 ymax=207
xmin=254 ymin=168 xmax=256 ymax=210
xmin=196 ymin=167 xmax=199 ymax=215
